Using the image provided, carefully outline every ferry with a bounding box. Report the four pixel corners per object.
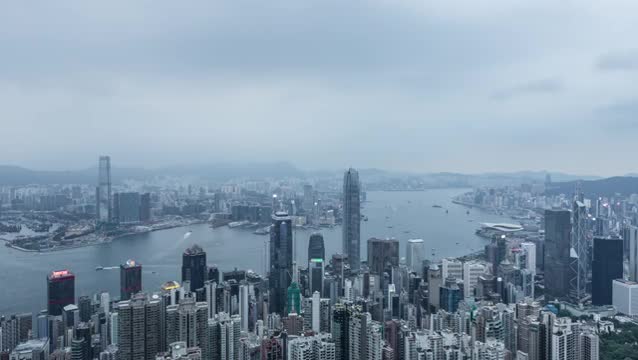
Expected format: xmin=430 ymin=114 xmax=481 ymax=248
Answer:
xmin=254 ymin=226 xmax=270 ymax=235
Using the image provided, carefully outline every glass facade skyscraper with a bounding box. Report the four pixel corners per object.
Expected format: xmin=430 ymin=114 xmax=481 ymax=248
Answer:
xmin=406 ymin=239 xmax=425 ymax=273
xmin=182 ymin=245 xmax=207 ymax=294
xmin=544 ymin=209 xmax=571 ymax=300
xmin=96 ymin=155 xmax=112 ymax=223
xmin=47 ymin=269 xmax=75 ymax=316
xmin=120 ymin=259 xmax=142 ymax=301
xmin=367 ymin=237 xmax=399 ymax=277
xmin=308 ymin=232 xmax=325 ymax=262
xmin=308 ymin=233 xmax=325 ymax=296
xmin=592 ymin=237 xmax=623 ymax=305
xmin=269 ymin=211 xmax=293 ymax=315
xmin=342 ymin=168 xmax=361 ymax=271
xmin=115 ymin=192 xmax=141 ymax=224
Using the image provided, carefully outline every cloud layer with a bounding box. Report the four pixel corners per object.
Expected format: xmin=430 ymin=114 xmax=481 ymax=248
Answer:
xmin=1 ymin=1 xmax=638 ymax=175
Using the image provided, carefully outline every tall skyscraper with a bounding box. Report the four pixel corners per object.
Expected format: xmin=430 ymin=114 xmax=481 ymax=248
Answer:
xmin=114 ymin=192 xmax=142 ymax=224
xmin=439 ymin=277 xmax=462 ymax=313
xmin=303 ymin=184 xmax=314 ymax=212
xmin=308 ymin=232 xmax=325 ymax=263
xmin=96 ymin=156 xmax=112 ymax=223
xmin=551 ymin=318 xmax=576 ymax=360
xmin=580 ymin=332 xmax=600 ymax=360
xmin=182 ymin=245 xmax=207 ymax=294
xmin=120 ymin=259 xmax=142 ymax=301
xmin=204 ymin=280 xmax=217 ymax=320
xmin=441 ymin=258 xmax=463 ymax=281
xmin=592 ymin=237 xmax=623 ymax=305
xmin=308 ymin=233 xmax=325 ymax=296
xmin=342 ymin=168 xmax=361 ymax=271
xmin=71 ymin=337 xmax=89 ymax=360
xmin=287 ymin=282 xmax=301 ymax=314
xmin=463 ymin=261 xmax=486 ymax=299
xmin=269 ymin=211 xmax=293 ymax=315
xmin=208 ymin=313 xmax=240 ymax=360
xmin=77 ymin=296 xmax=91 ymax=323
xmin=627 ymin=225 xmax=638 ymax=282
xmin=332 ymin=303 xmax=351 ymax=360
xmin=348 ymin=309 xmax=383 ymax=360
xmin=208 ymin=265 xmax=220 ymax=284
xmin=289 ymin=334 xmax=335 ymax=360
xmin=47 ymin=269 xmax=75 ymax=317
xmin=117 ymin=293 xmax=161 ymax=360
xmin=544 ymin=210 xmax=571 ymax=300
xmin=570 ymin=198 xmax=588 ymax=302
xmin=521 ymin=242 xmax=537 ymax=275
xmin=165 ymin=296 xmax=208 ymax=351
xmin=140 ymin=193 xmax=152 ymax=223
xmin=406 ymin=239 xmax=425 ymax=273
xmin=367 ymin=238 xmax=399 ymax=277
xmin=348 ymin=311 xmax=369 ymax=360
xmin=62 ymin=304 xmax=79 ymax=329
xmin=239 ymin=283 xmax=250 ymax=332
xmin=109 ymin=312 xmax=119 ymax=346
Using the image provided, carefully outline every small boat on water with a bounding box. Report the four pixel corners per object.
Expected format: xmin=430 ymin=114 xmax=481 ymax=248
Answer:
xmin=95 ymin=266 xmax=104 ymax=271
xmin=432 ymin=204 xmax=443 ymax=208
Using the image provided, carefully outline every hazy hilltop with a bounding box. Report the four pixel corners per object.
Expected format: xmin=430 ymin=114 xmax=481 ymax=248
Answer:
xmin=546 ymin=176 xmax=638 ymax=197
xmin=0 ymin=163 xmax=604 ymax=190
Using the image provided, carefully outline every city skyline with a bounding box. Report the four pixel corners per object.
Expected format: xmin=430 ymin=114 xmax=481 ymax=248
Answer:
xmin=1 ymin=162 xmax=634 ymax=359
xmin=2 ymin=2 xmax=638 ymax=359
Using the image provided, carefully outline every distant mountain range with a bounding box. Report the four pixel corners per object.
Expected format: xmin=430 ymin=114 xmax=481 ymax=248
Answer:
xmin=546 ymin=176 xmax=638 ymax=197
xmin=0 ymin=162 xmax=304 ymax=185
xmin=0 ymin=163 xmax=609 ymax=190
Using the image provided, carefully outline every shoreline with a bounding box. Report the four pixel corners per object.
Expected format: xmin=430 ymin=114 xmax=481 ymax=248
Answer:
xmin=2 ymin=220 xmax=206 ymax=253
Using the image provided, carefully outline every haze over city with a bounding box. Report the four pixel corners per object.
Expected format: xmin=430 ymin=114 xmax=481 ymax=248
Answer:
xmin=3 ymin=3 xmax=638 ymax=360
xmin=2 ymin=1 xmax=638 ymax=175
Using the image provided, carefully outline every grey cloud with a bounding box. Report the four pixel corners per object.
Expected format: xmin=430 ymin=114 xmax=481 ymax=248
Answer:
xmin=594 ymin=99 xmax=638 ymax=130
xmin=491 ymin=78 xmax=563 ymax=100
xmin=596 ymin=50 xmax=638 ymax=71
xmin=1 ymin=1 xmax=638 ymax=175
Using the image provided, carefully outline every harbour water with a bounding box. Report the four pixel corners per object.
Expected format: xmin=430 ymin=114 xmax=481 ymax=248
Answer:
xmin=0 ymin=188 xmax=512 ymax=314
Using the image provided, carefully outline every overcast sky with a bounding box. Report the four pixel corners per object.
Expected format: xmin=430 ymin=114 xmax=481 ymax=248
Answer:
xmin=1 ymin=1 xmax=637 ymax=175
